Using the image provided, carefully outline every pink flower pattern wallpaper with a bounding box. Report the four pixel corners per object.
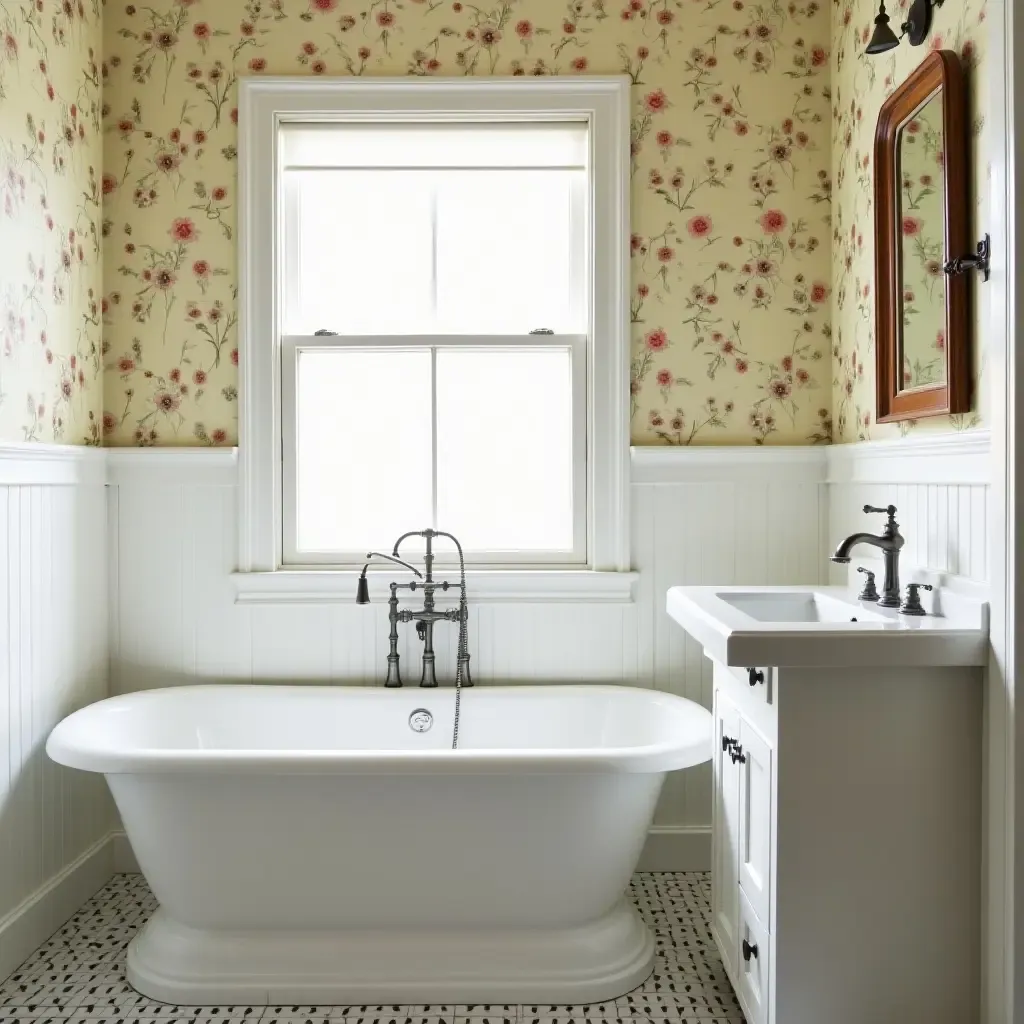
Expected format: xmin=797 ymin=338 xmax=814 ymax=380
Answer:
xmin=99 ymin=0 xmax=833 ymax=447
xmin=830 ymin=0 xmax=987 ymax=441
xmin=0 ymin=0 xmax=992 ymax=447
xmin=0 ymin=0 xmax=103 ymax=444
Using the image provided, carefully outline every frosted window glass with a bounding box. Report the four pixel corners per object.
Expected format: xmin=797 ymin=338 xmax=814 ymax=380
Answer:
xmin=435 ymin=170 xmax=579 ymax=334
xmin=435 ymin=348 xmax=574 ymax=551
xmin=288 ymin=170 xmax=434 ymax=335
xmin=295 ymin=349 xmax=432 ymax=553
xmin=287 ymin=167 xmax=582 ymax=335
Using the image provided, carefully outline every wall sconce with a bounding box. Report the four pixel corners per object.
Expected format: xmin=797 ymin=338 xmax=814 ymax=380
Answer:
xmin=866 ymin=0 xmax=945 ymax=55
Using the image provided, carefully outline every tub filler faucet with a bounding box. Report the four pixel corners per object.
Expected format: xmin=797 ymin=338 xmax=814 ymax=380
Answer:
xmin=355 ymin=529 xmax=472 ymax=688
xmin=830 ymin=504 xmax=905 ymax=608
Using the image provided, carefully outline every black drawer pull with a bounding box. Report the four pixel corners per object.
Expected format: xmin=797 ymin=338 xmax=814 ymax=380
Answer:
xmin=742 ymin=938 xmax=759 ymax=962
xmin=748 ymin=667 xmax=765 ymax=686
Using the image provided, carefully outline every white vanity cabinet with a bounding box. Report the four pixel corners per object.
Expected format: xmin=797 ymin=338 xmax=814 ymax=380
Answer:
xmin=709 ymin=659 xmax=982 ymax=1024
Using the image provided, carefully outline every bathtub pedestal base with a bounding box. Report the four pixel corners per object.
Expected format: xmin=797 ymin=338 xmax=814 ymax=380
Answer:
xmin=126 ymin=899 xmax=655 ymax=1004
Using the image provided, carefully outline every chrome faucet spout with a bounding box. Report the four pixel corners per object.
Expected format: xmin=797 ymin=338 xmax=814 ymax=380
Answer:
xmin=392 ymin=530 xmax=431 ymax=557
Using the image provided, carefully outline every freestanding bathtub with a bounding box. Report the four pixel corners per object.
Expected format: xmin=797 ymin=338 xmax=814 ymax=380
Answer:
xmin=47 ymin=683 xmax=711 ymax=1004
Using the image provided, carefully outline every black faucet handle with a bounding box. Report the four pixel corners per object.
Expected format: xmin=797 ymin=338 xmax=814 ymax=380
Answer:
xmin=856 ymin=567 xmax=880 ymax=602
xmin=863 ymin=503 xmax=898 ymax=518
xmin=901 ymin=582 xmax=933 ymax=616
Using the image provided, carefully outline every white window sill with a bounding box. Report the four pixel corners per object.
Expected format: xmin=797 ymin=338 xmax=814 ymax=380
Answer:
xmin=230 ymin=569 xmax=638 ymax=605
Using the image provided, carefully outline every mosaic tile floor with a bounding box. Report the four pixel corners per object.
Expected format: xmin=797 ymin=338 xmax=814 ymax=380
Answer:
xmin=0 ymin=873 xmax=744 ymax=1024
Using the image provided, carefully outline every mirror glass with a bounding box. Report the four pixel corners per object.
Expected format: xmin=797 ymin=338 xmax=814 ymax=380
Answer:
xmin=896 ymin=89 xmax=947 ymax=392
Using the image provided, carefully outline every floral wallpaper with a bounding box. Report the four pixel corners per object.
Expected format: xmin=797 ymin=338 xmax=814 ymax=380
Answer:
xmin=100 ymin=0 xmax=833 ymax=448
xmin=0 ymin=0 xmax=103 ymax=444
xmin=831 ymin=0 xmax=988 ymax=441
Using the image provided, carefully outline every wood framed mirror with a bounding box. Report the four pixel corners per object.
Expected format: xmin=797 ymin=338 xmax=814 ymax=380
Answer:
xmin=874 ymin=50 xmax=971 ymax=422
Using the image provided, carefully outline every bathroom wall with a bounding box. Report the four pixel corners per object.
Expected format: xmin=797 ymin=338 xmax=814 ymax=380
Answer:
xmin=830 ymin=0 xmax=989 ymax=441
xmin=0 ymin=1 xmax=113 ymax=982
xmin=0 ymin=453 xmax=111 ymax=980
xmin=100 ymin=0 xmax=833 ymax=448
xmin=0 ymin=0 xmax=104 ymax=444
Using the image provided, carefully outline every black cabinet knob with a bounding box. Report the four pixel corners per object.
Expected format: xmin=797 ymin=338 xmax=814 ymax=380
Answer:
xmin=721 ymin=734 xmax=736 ymax=752
xmin=747 ymin=668 xmax=765 ymax=686
xmin=742 ymin=938 xmax=759 ymax=962
xmin=730 ymin=745 xmax=746 ymax=764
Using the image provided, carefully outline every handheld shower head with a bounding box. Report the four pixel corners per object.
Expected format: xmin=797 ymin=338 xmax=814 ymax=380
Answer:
xmin=355 ymin=551 xmax=424 ymax=604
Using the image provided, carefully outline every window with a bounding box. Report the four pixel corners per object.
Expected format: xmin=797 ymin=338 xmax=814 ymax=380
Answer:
xmin=238 ymin=79 xmax=631 ymax=595
xmin=281 ymin=122 xmax=587 ymax=565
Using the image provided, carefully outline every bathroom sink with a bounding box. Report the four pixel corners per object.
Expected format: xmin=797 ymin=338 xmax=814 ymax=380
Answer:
xmin=716 ymin=590 xmax=886 ymax=624
xmin=666 ymin=584 xmax=988 ymax=668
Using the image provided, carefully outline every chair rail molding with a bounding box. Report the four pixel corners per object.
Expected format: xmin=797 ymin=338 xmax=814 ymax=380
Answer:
xmin=825 ymin=430 xmax=991 ymax=485
xmin=0 ymin=443 xmax=107 ymax=486
xmin=106 ymin=447 xmax=238 ymax=487
xmin=630 ymin=445 xmax=828 ymax=485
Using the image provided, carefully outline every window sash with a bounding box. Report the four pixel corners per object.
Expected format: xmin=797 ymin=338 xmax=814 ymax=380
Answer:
xmin=280 ymin=168 xmax=589 ymax=336
xmin=280 ymin=333 xmax=588 ymax=568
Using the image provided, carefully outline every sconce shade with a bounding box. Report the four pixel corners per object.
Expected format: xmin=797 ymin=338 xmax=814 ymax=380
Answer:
xmin=866 ymin=2 xmax=901 ymax=54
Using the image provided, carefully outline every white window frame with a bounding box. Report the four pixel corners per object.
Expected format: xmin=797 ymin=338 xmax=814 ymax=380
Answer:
xmin=236 ymin=77 xmax=633 ymax=601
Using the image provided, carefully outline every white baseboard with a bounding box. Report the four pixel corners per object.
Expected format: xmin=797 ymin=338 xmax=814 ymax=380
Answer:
xmin=636 ymin=826 xmax=711 ymax=872
xmin=112 ymin=826 xmax=711 ymax=876
xmin=0 ymin=835 xmax=114 ymax=982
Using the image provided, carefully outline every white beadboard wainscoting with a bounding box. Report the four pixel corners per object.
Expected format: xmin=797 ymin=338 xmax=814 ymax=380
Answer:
xmin=826 ymin=431 xmax=991 ymax=584
xmin=0 ymin=447 xmax=112 ymax=982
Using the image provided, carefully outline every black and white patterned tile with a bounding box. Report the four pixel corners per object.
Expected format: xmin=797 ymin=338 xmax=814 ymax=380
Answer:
xmin=0 ymin=874 xmax=744 ymax=1024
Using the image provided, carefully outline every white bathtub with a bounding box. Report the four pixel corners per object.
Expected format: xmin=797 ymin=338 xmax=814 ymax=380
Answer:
xmin=47 ymin=683 xmax=711 ymax=1004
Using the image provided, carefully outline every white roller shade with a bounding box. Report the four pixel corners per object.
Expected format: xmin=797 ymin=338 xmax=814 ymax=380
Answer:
xmin=280 ymin=121 xmax=589 ymax=170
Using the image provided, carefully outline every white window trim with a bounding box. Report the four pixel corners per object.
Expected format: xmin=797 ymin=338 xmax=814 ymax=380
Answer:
xmin=237 ymin=76 xmax=633 ymax=600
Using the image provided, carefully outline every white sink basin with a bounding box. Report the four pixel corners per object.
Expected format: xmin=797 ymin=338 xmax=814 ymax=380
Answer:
xmin=666 ymin=585 xmax=988 ymax=668
xmin=717 ymin=590 xmax=887 ymax=624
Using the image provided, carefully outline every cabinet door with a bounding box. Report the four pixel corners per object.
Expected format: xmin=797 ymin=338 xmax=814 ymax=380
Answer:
xmin=737 ymin=888 xmax=771 ymax=1024
xmin=737 ymin=716 xmax=773 ymax=929
xmin=712 ymin=687 xmax=742 ymax=977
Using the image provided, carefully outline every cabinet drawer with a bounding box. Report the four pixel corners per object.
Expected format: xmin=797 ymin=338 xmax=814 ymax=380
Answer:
xmin=736 ymin=889 xmax=771 ymax=1024
xmin=714 ymin=661 xmax=777 ymax=745
xmin=725 ymin=663 xmax=773 ymax=704
xmin=737 ymin=717 xmax=773 ymax=929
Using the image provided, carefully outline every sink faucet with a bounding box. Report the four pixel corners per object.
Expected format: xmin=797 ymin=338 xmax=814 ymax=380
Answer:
xmin=355 ymin=529 xmax=472 ymax=688
xmin=830 ymin=504 xmax=905 ymax=608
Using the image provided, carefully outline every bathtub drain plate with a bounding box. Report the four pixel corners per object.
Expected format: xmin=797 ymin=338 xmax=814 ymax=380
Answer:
xmin=409 ymin=708 xmax=433 ymax=733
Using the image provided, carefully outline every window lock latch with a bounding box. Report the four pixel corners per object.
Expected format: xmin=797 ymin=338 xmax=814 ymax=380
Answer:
xmin=314 ymin=328 xmax=339 ymax=336
xmin=529 ymin=327 xmax=554 ymax=335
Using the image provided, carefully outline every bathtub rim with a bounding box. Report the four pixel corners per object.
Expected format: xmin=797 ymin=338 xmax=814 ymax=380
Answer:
xmin=46 ymin=682 xmax=712 ymax=776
